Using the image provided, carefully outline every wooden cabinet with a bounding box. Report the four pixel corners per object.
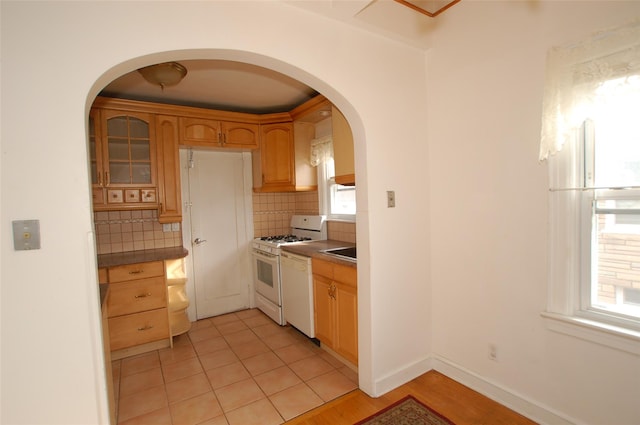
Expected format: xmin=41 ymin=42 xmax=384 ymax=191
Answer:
xmin=91 ymin=107 xmax=158 ymax=211
xmin=222 ymin=121 xmax=260 ymax=148
xmin=89 ymin=109 xmax=106 ymax=207
xmin=332 ymin=106 xmax=355 ymax=186
xmin=312 ymin=257 xmax=358 ymax=365
xmin=156 ymin=115 xmax=182 ymax=223
xmin=179 ymin=117 xmax=259 ymax=149
xmin=106 ymin=261 xmax=170 ymax=358
xmin=101 ymin=289 xmax=116 ymax=425
xmin=253 ymin=122 xmax=295 ymax=192
xmin=293 ymin=121 xmax=318 ymax=191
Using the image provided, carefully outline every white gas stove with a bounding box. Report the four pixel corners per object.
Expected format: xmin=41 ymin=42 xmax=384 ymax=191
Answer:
xmin=252 ymin=215 xmax=328 ymax=254
xmin=252 ymin=215 xmax=326 ymax=325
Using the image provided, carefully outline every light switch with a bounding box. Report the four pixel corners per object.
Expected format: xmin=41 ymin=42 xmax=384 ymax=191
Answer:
xmin=162 ymin=223 xmax=172 ymax=232
xmin=12 ymin=219 xmax=41 ymax=250
xmin=171 ymin=222 xmax=180 ymax=231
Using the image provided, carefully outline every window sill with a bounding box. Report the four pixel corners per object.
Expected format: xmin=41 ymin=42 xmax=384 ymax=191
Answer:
xmin=327 ymin=216 xmax=356 ymax=223
xmin=541 ymin=311 xmax=640 ymax=355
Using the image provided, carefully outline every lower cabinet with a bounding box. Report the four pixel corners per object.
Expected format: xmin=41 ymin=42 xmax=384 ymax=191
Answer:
xmin=108 ymin=308 xmax=170 ymax=351
xmin=312 ymin=258 xmax=358 ymax=365
xmin=106 ymin=261 xmax=171 ymax=359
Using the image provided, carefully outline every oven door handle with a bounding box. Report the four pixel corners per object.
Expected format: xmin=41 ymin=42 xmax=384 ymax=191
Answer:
xmin=253 ymin=249 xmax=278 ymax=260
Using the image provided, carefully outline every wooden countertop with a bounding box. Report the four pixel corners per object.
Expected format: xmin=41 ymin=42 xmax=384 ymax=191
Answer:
xmin=97 ymin=246 xmax=189 ymax=269
xmin=281 ymin=240 xmax=357 ymax=268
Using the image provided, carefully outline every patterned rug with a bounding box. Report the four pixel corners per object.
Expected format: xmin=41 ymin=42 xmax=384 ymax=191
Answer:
xmin=354 ymin=395 xmax=454 ymax=425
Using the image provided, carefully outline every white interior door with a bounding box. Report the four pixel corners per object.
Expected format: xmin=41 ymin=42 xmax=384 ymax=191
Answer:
xmin=180 ymin=149 xmax=254 ymax=320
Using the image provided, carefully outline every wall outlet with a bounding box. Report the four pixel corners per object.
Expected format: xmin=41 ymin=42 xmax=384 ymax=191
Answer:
xmin=162 ymin=223 xmax=172 ymax=232
xmin=387 ymin=190 xmax=396 ymax=208
xmin=488 ymin=343 xmax=498 ymax=361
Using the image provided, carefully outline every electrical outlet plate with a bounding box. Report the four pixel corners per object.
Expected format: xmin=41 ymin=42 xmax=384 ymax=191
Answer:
xmin=488 ymin=344 xmax=498 ymax=361
xmin=12 ymin=219 xmax=41 ymax=250
xmin=387 ymin=190 xmax=396 ymax=208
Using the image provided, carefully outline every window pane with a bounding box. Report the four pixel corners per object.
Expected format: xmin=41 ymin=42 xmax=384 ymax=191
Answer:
xmin=593 ymin=76 xmax=640 ymax=187
xmin=592 ymin=203 xmax=640 ymax=319
xmin=331 ymin=185 xmax=356 ymax=215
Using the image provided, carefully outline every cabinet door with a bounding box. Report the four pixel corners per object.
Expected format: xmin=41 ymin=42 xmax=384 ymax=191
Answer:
xmin=313 ymin=274 xmax=334 ymax=347
xmin=335 ymin=282 xmax=358 ymax=364
xmin=257 ymin=122 xmax=295 ymax=192
xmin=293 ymin=121 xmax=318 ymax=191
xmin=89 ymin=108 xmax=105 ymax=188
xmin=331 ymin=106 xmax=355 ymax=185
xmin=156 ymin=115 xmax=182 ymax=223
xmin=89 ymin=110 xmax=107 ymax=207
xmin=102 ymin=110 xmax=156 ymax=187
xmin=221 ymin=121 xmax=259 ymax=149
xmin=180 ymin=117 xmax=221 ymax=146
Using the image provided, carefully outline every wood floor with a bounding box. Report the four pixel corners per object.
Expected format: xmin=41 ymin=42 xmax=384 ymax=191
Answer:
xmin=285 ymin=370 xmax=538 ymax=425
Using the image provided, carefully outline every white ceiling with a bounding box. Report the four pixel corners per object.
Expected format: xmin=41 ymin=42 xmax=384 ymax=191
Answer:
xmin=99 ymin=0 xmax=453 ymax=113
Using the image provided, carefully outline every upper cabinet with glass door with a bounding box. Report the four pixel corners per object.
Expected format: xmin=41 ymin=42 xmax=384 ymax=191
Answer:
xmin=91 ymin=108 xmax=157 ymax=210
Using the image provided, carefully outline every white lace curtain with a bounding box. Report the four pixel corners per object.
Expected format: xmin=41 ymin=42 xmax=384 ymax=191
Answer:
xmin=539 ymin=20 xmax=640 ymax=161
xmin=310 ymin=135 xmax=333 ymax=166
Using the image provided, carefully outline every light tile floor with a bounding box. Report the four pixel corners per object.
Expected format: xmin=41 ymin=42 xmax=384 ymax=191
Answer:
xmin=113 ymin=308 xmax=358 ymax=425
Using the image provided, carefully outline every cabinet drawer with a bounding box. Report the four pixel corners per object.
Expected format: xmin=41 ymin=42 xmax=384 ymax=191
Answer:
xmin=334 ymin=263 xmax=357 ymax=288
xmin=312 ymin=258 xmax=334 ymax=279
xmin=108 ymin=308 xmax=169 ymax=351
xmin=107 ymin=277 xmax=167 ymax=317
xmin=108 ymin=261 xmax=164 ymax=283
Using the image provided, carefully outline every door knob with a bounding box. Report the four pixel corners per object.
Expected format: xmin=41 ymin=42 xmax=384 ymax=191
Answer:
xmin=194 ymin=238 xmax=207 ymax=245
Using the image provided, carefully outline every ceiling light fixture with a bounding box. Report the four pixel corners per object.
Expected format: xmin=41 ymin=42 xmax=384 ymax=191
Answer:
xmin=138 ymin=62 xmax=187 ymax=90
xmin=394 ymin=0 xmax=461 ymax=17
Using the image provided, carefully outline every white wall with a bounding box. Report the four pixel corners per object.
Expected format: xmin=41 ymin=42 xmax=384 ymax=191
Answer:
xmin=0 ymin=1 xmax=431 ymax=423
xmin=5 ymin=1 xmax=638 ymax=424
xmin=427 ymin=2 xmax=640 ymax=424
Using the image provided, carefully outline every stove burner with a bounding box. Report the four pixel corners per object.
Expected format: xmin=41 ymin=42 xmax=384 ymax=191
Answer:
xmin=260 ymin=234 xmax=311 ymax=243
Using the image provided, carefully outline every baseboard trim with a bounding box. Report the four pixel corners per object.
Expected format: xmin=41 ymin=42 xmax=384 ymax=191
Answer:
xmin=431 ymin=355 xmax=578 ymax=425
xmin=372 ymin=356 xmax=433 ymax=396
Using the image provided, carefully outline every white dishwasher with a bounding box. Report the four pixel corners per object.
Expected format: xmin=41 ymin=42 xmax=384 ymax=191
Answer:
xmin=280 ymin=251 xmax=315 ymax=338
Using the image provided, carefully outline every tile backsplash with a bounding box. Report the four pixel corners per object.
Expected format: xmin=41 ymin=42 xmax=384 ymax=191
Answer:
xmin=252 ymin=191 xmax=319 ymax=237
xmin=327 ymin=220 xmax=356 ymax=243
xmin=252 ymin=191 xmax=356 ymax=243
xmin=95 ymin=191 xmax=355 ymax=254
xmin=94 ymin=210 xmax=182 ymax=255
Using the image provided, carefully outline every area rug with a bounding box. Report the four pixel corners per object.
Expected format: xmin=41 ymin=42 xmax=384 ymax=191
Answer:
xmin=354 ymin=395 xmax=454 ymax=425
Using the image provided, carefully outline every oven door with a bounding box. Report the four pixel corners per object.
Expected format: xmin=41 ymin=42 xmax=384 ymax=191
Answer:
xmin=252 ymin=248 xmax=281 ymax=306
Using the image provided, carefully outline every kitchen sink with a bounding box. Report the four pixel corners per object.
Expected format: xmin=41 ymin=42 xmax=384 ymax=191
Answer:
xmin=321 ymin=246 xmax=357 ymax=261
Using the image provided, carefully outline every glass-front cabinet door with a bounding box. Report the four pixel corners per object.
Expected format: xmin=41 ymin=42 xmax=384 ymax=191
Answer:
xmin=90 ymin=108 xmax=157 ymax=210
xmin=103 ymin=111 xmax=155 ymax=186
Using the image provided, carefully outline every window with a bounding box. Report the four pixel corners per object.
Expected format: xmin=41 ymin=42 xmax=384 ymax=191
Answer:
xmin=541 ymin=21 xmax=640 ymax=345
xmin=580 ymin=78 xmax=640 ymax=328
xmin=318 ymin=156 xmax=356 ymax=220
xmin=312 ymin=135 xmax=356 ymax=220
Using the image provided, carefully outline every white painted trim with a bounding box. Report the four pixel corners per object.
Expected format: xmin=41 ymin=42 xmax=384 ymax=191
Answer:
xmin=431 ymin=356 xmax=579 ymax=425
xmin=541 ymin=311 xmax=640 ymax=355
xmin=370 ymin=353 xmax=578 ymax=424
xmin=372 ymin=355 xmax=433 ymax=396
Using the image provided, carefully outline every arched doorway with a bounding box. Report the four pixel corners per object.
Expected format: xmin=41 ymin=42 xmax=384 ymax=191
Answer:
xmin=90 ymin=51 xmax=370 ymax=420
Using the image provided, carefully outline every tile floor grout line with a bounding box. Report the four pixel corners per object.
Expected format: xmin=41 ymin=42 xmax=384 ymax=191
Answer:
xmin=115 ymin=309 xmax=357 ymax=425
